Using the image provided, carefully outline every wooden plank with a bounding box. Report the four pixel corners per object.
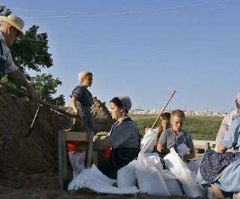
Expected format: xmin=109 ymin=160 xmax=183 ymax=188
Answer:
xmin=62 ymin=132 xmax=68 ymax=183
xmin=193 ymin=140 xmax=216 ymax=149
xmin=65 ymin=132 xmax=89 ymax=142
xmin=92 ymin=152 xmax=99 ymax=166
xmin=87 ymin=131 xmax=94 ymax=168
xmin=58 ymin=131 xmax=64 ymax=190
xmin=58 ymin=130 xmax=94 ymax=187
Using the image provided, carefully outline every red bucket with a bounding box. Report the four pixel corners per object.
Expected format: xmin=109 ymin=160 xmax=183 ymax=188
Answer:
xmin=67 ymin=141 xmax=83 ymax=152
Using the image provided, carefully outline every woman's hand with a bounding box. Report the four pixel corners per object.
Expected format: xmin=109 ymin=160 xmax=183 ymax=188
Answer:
xmin=71 ymin=97 xmax=78 ymax=114
xmin=73 ymin=108 xmax=78 ymax=114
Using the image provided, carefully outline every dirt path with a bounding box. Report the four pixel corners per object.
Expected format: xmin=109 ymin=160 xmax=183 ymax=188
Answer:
xmin=0 ymin=171 xmax=201 ymax=199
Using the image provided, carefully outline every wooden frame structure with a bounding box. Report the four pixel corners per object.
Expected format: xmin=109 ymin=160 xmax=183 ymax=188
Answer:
xmin=58 ymin=130 xmax=94 ymax=189
xmin=193 ymin=140 xmax=216 ymax=150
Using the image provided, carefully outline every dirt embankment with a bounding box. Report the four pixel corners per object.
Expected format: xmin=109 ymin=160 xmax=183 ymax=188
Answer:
xmin=0 ymin=87 xmax=113 ymax=173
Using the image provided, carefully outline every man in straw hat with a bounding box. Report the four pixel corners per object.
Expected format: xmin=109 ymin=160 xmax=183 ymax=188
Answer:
xmin=0 ymin=15 xmax=39 ymax=100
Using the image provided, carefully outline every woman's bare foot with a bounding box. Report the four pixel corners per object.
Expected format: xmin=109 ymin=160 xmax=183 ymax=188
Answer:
xmin=211 ymin=184 xmax=225 ymax=199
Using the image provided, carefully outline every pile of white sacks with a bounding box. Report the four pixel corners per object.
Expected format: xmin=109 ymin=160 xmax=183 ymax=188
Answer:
xmin=68 ymin=129 xmax=204 ymax=197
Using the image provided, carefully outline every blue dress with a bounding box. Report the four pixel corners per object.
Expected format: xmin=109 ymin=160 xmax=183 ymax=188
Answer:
xmin=197 ymin=116 xmax=240 ymax=193
xmin=72 ymin=85 xmax=93 ymax=129
xmin=214 ymin=116 xmax=240 ymax=192
xmin=215 ymin=159 xmax=240 ymax=192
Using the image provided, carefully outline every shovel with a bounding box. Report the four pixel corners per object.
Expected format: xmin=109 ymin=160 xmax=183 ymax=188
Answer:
xmin=25 ymin=103 xmax=43 ymax=137
xmin=151 ymin=90 xmax=176 ymax=129
xmin=0 ymin=82 xmax=81 ymax=137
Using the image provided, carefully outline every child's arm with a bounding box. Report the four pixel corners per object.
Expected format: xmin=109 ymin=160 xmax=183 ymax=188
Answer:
xmin=183 ymin=149 xmax=195 ymax=161
xmin=183 ymin=133 xmax=195 ymax=160
xmin=156 ymin=131 xmax=170 ymax=154
xmin=157 ymin=143 xmax=170 ymax=154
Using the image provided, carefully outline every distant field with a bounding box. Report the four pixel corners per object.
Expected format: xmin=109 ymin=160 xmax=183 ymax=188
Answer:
xmin=130 ymin=114 xmax=223 ymax=140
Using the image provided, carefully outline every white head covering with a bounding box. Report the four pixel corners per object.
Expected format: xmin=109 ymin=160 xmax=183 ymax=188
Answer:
xmin=237 ymin=92 xmax=240 ymax=104
xmin=118 ymin=96 xmax=132 ymax=111
xmin=78 ymin=71 xmax=92 ymax=82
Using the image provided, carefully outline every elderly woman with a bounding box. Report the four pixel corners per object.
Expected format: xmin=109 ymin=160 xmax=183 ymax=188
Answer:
xmin=214 ymin=92 xmax=240 ymax=151
xmin=214 ymin=116 xmax=240 ymax=196
xmin=94 ymin=96 xmax=140 ymax=179
xmin=197 ymin=115 xmax=240 ymax=198
xmin=71 ymin=71 xmax=93 ymax=129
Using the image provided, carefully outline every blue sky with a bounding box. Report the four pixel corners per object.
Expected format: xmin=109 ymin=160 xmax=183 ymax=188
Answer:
xmin=2 ymin=0 xmax=240 ymax=112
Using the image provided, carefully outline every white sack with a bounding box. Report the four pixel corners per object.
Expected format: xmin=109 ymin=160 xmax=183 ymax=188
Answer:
xmin=187 ymin=158 xmax=202 ymax=174
xmin=68 ymin=151 xmax=86 ymax=178
xmin=138 ymin=152 xmax=164 ymax=170
xmin=233 ymin=192 xmax=240 ymax=199
xmin=140 ymin=129 xmax=159 ymax=153
xmin=68 ymin=164 xmax=139 ymax=195
xmin=136 ymin=153 xmax=170 ymax=196
xmin=164 ymin=148 xmax=203 ymax=197
xmin=177 ymin=143 xmax=190 ymax=157
xmin=163 ymin=170 xmax=183 ymax=196
xmin=117 ymin=160 xmax=137 ymax=188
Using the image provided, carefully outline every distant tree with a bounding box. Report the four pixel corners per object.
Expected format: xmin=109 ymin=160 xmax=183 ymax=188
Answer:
xmin=0 ymin=6 xmax=65 ymax=106
xmin=11 ymin=25 xmax=53 ymax=75
xmin=30 ymin=74 xmax=65 ymax=106
xmin=0 ymin=6 xmax=11 ymax=16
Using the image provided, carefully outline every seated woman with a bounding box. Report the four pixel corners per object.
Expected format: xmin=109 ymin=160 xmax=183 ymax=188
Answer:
xmin=218 ymin=115 xmax=240 ymax=153
xmin=94 ymin=96 xmax=140 ymax=179
xmin=157 ymin=109 xmax=195 ymax=161
xmin=214 ymin=115 xmax=240 ymax=197
xmin=214 ymin=92 xmax=240 ymax=151
xmin=197 ymin=116 xmax=240 ymax=198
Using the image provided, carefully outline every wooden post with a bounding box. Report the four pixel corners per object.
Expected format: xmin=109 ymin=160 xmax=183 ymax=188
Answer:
xmin=58 ymin=130 xmax=93 ymax=189
xmin=26 ymin=104 xmax=43 ymax=137
xmin=87 ymin=131 xmax=94 ymax=168
xmin=62 ymin=132 xmax=68 ymax=182
xmin=58 ymin=131 xmax=64 ymax=189
xmin=151 ymin=90 xmax=176 ymax=129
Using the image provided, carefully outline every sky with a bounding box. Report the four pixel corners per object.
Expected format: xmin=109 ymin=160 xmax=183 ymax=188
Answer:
xmin=1 ymin=0 xmax=240 ymax=112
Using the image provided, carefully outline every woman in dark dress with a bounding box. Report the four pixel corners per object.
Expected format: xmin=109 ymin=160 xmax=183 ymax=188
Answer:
xmin=71 ymin=71 xmax=93 ymax=129
xmin=94 ymin=96 xmax=140 ymax=179
xmin=68 ymin=71 xmax=93 ymax=177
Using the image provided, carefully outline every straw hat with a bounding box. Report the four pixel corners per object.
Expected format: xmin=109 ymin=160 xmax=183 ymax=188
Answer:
xmin=0 ymin=15 xmax=24 ymax=38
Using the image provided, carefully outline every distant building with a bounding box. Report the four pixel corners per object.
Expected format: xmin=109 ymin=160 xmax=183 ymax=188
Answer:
xmin=130 ymin=108 xmax=158 ymax=115
xmin=130 ymin=108 xmax=226 ymax=117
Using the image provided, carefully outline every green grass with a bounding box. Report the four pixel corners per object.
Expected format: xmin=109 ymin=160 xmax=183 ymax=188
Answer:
xmin=130 ymin=114 xmax=223 ymax=140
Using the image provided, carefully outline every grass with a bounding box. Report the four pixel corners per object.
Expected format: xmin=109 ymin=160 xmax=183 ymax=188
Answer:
xmin=130 ymin=114 xmax=223 ymax=140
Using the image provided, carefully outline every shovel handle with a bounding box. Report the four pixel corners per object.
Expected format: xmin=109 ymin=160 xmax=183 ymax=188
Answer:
xmin=26 ymin=104 xmax=43 ymax=137
xmin=0 ymin=82 xmax=78 ymax=118
xmin=151 ymin=90 xmax=176 ymax=129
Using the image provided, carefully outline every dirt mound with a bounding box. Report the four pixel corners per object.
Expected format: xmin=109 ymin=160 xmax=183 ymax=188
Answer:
xmin=0 ymin=87 xmax=113 ymax=173
xmin=91 ymin=97 xmax=114 ymax=132
xmin=0 ymin=170 xmax=197 ymax=199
